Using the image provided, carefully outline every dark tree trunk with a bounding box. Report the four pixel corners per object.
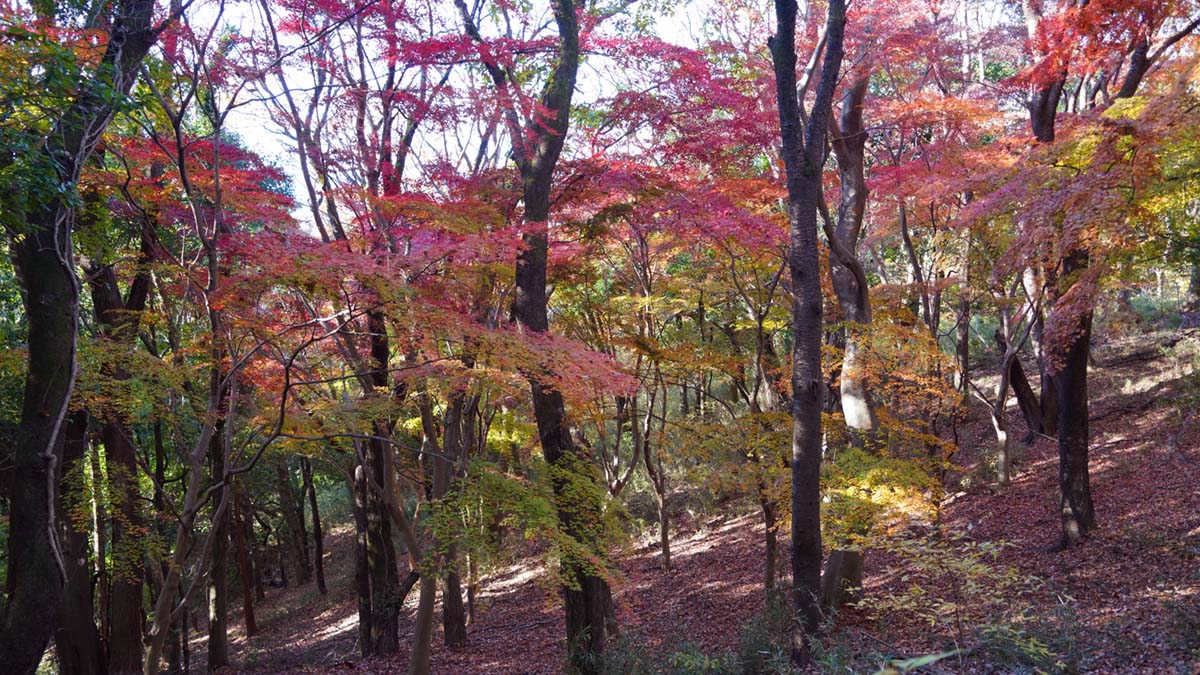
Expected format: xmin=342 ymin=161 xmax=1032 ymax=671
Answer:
xmin=56 ymin=412 xmax=105 ymax=675
xmin=481 ymin=0 xmax=617 ymax=665
xmin=104 ymin=417 xmax=148 ymax=675
xmin=771 ymin=0 xmax=846 ymax=663
xmin=234 ymin=491 xmax=258 ymax=636
xmin=438 ymin=396 xmax=468 ymax=649
xmin=365 ymin=447 xmax=400 ymax=655
xmin=0 ymin=1 xmax=158 ymax=668
xmin=84 ymin=172 xmax=154 ymax=675
xmin=1055 ymin=252 xmax=1096 ymax=546
xmin=350 ymin=471 xmax=373 ymax=658
xmin=761 ymin=498 xmax=778 ymax=592
xmin=443 ymin=545 xmax=467 ymax=648
xmin=364 ymin=312 xmax=400 ymax=656
xmin=996 ymin=332 xmax=1045 ymax=439
xmin=301 ymin=457 xmax=327 ymax=595
xmin=3 ymin=211 xmax=82 ymax=674
xmin=275 ymin=459 xmax=311 ymax=586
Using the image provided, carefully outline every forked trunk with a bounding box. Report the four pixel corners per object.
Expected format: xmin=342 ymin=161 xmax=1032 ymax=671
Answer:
xmin=770 ymin=0 xmax=846 ymax=661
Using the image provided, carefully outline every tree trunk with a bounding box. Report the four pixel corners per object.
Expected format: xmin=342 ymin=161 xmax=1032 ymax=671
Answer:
xmin=437 ymin=395 xmax=468 ymax=648
xmin=443 ymin=545 xmax=467 ymax=648
xmin=822 ymin=72 xmax=877 ymax=612
xmin=350 ymin=470 xmax=373 ymax=658
xmin=3 ymin=209 xmax=81 ymax=675
xmin=1055 ymin=252 xmax=1096 ymax=546
xmin=771 ymin=0 xmax=846 ymax=662
xmin=104 ymin=416 xmax=148 ymax=675
xmin=207 ymin=425 xmax=231 ymax=671
xmin=365 ymin=437 xmax=400 ymax=655
xmin=467 ymin=554 xmax=479 ymax=625
xmin=996 ymin=332 xmax=1043 ymax=442
xmin=301 ymin=457 xmax=327 ymax=595
xmin=0 ymin=0 xmax=158 ymax=668
xmin=234 ymin=491 xmax=258 ymax=636
xmin=409 ymin=574 xmax=437 ymax=675
xmin=463 ymin=0 xmax=615 ymax=662
xmin=274 ymin=459 xmax=311 ymax=586
xmin=89 ymin=441 xmax=111 ymax=651
xmin=761 ymin=499 xmax=777 ymax=592
xmin=819 ymin=549 xmax=864 ymax=609
xmin=56 ymin=412 xmax=105 ymax=675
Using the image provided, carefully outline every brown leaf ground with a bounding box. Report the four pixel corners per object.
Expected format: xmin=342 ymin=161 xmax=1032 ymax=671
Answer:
xmin=210 ymin=330 xmax=1200 ymax=674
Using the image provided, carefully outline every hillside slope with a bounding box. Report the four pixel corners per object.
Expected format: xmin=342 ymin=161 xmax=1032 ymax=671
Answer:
xmin=211 ymin=330 xmax=1200 ymax=674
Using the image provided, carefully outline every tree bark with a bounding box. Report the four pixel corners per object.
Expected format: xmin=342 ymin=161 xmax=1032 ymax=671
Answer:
xmin=350 ymin=470 xmax=373 ymax=658
xmin=301 ymin=457 xmax=327 ymax=595
xmin=56 ymin=412 xmax=105 ymax=675
xmin=234 ymin=491 xmax=258 ymax=636
xmin=770 ymin=0 xmax=846 ymax=662
xmin=0 ymin=2 xmax=157 ymax=668
xmin=997 ymin=332 xmax=1044 ymax=441
xmin=1055 ymin=252 xmax=1096 ymax=545
xmin=275 ymin=459 xmax=311 ymax=586
xmin=438 ymin=395 xmax=468 ymax=648
xmin=466 ymin=0 xmax=618 ymax=664
xmin=207 ymin=424 xmax=231 ymax=671
xmin=89 ymin=261 xmax=151 ymax=675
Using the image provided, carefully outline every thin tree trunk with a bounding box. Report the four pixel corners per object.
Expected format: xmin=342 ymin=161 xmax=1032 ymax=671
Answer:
xmin=90 ymin=439 xmax=111 ymax=650
xmin=301 ymin=457 xmax=327 ymax=595
xmin=437 ymin=394 xmax=468 ymax=648
xmin=761 ymin=496 xmax=777 ymax=592
xmin=998 ymin=332 xmax=1044 ymax=441
xmin=275 ymin=459 xmax=310 ymax=586
xmin=234 ymin=491 xmax=258 ymax=636
xmin=207 ymin=424 xmax=231 ymax=671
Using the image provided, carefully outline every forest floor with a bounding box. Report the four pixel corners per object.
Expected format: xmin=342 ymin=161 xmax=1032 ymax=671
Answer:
xmin=211 ymin=329 xmax=1200 ymax=674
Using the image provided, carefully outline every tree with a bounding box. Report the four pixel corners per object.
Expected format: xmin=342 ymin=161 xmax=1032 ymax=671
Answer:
xmin=769 ymin=0 xmax=846 ymax=663
xmin=456 ymin=0 xmax=619 ymax=668
xmin=0 ymin=0 xmax=163 ymax=671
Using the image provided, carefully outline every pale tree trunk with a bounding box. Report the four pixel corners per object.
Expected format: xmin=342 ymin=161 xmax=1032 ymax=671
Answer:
xmin=821 ymin=72 xmax=873 ymax=611
xmin=143 ymin=422 xmax=221 ymax=675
